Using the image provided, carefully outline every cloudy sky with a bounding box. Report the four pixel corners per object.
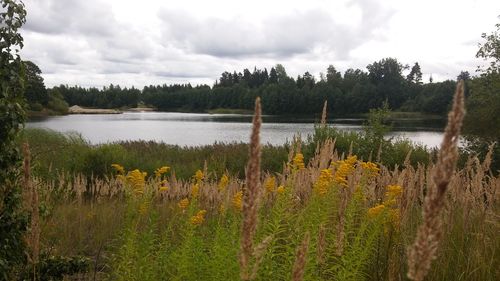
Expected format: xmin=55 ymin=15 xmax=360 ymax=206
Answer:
xmin=20 ymin=0 xmax=500 ymax=88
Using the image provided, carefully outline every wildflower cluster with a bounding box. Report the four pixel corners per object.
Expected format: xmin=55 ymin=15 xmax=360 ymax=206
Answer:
xmin=178 ymin=198 xmax=189 ymax=210
xmin=367 ymin=184 xmax=403 ymax=228
xmin=218 ymin=174 xmax=229 ymax=191
xmin=154 ymin=166 xmax=170 ymax=178
xmin=332 ymin=156 xmax=357 ymax=187
xmin=313 ymin=169 xmax=334 ymax=195
xmin=190 ymin=210 xmax=207 ymax=226
xmin=264 ymin=176 xmax=276 ymax=193
xmin=276 ymin=185 xmax=285 ymax=194
xmin=360 ymin=161 xmax=379 ymax=178
xmin=232 ymin=191 xmax=243 ymax=211
xmin=292 ymin=153 xmax=305 ymax=170
xmin=194 ymin=170 xmax=204 ymax=183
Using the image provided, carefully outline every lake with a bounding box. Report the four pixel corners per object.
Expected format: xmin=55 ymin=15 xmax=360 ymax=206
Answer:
xmin=26 ymin=112 xmax=447 ymax=147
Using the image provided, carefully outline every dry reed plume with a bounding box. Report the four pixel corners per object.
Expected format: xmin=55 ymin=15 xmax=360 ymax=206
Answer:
xmin=407 ymin=80 xmax=466 ymax=281
xmin=321 ymin=100 xmax=328 ymax=127
xmin=292 ymin=232 xmax=310 ymax=281
xmin=239 ymin=97 xmax=263 ymax=280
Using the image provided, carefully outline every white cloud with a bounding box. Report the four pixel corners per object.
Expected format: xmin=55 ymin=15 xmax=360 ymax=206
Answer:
xmin=19 ymin=0 xmax=500 ymax=87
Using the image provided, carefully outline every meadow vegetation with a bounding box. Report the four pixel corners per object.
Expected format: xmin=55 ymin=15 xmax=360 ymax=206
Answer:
xmin=17 ymin=83 xmax=499 ymax=280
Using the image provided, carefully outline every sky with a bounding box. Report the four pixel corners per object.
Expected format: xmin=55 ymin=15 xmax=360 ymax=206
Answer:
xmin=19 ymin=0 xmax=500 ymax=88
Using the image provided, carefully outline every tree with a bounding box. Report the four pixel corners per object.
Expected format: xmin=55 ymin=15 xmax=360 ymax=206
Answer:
xmin=274 ymin=64 xmax=288 ymax=83
xmin=476 ymin=18 xmax=500 ymax=74
xmin=0 ymin=0 xmax=28 ymax=278
xmin=457 ymin=71 xmax=471 ymax=81
xmin=407 ymin=62 xmax=423 ymax=84
xmin=367 ymin=58 xmax=407 ymax=108
xmin=464 ymin=19 xmax=500 ymax=172
xmin=23 ymin=60 xmax=48 ymax=108
xmin=326 ymin=65 xmax=342 ymax=85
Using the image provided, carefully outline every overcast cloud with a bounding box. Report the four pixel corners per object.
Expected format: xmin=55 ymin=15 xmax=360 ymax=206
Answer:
xmin=19 ymin=0 xmax=500 ymax=87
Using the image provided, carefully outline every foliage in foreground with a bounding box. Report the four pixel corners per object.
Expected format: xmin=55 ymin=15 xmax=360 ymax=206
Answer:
xmin=28 ymin=139 xmax=499 ymax=280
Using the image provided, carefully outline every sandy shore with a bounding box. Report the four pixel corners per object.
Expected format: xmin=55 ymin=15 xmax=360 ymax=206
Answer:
xmin=68 ymin=105 xmax=121 ymax=114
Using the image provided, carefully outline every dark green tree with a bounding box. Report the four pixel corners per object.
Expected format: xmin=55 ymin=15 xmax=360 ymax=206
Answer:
xmin=457 ymin=71 xmax=471 ymax=81
xmin=326 ymin=64 xmax=342 ymax=85
xmin=0 ymin=0 xmax=28 ymax=279
xmin=464 ymin=18 xmax=500 ymax=172
xmin=407 ymin=62 xmax=423 ymax=84
xmin=23 ymin=60 xmax=48 ymax=109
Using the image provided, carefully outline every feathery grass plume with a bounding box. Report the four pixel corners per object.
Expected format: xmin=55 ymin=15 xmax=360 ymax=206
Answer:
xmin=250 ymin=235 xmax=273 ymax=279
xmin=23 ymin=143 xmax=39 ymax=265
xmin=321 ymin=100 xmax=328 ymax=127
xmin=407 ymin=80 xmax=465 ymax=281
xmin=292 ymin=232 xmax=310 ymax=281
xmin=239 ymin=97 xmax=262 ymax=280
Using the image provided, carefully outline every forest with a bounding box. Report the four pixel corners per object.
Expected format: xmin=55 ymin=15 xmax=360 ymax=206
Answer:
xmin=46 ymin=60 xmax=465 ymax=116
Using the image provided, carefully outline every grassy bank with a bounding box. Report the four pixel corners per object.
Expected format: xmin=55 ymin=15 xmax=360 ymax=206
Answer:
xmin=25 ymin=132 xmax=498 ymax=280
xmin=20 ymin=126 xmax=433 ymax=183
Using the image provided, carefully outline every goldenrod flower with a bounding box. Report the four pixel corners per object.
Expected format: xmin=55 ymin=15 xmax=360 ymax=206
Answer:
xmin=360 ymin=161 xmax=379 ymax=177
xmin=332 ymin=156 xmax=357 ymax=187
xmin=367 ymin=204 xmax=385 ymax=218
xmin=191 ymin=183 xmax=200 ymax=198
xmin=126 ymin=169 xmax=147 ymax=195
xmin=154 ymin=166 xmax=170 ymax=177
xmin=264 ymin=176 xmax=276 ymax=193
xmin=194 ymin=170 xmax=204 ymax=182
xmin=178 ymin=198 xmax=189 ymax=210
xmin=111 ymin=163 xmax=125 ymax=175
xmin=385 ymin=185 xmax=403 ymax=201
xmin=292 ymin=153 xmax=305 ymax=170
xmin=314 ymin=169 xmax=334 ymax=195
xmin=232 ymin=191 xmax=243 ymax=211
xmin=190 ymin=210 xmax=207 ymax=225
xmin=159 ymin=185 xmax=169 ymax=192
xmin=276 ymin=185 xmax=285 ymax=194
xmin=218 ymin=174 xmax=229 ymax=191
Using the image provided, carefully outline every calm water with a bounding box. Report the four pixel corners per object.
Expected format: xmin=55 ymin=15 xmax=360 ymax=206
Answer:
xmin=26 ymin=112 xmax=446 ymax=147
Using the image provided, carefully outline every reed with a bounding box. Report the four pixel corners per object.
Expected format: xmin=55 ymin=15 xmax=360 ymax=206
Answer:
xmin=239 ymin=97 xmax=263 ymax=280
xmin=407 ymin=81 xmax=466 ymax=281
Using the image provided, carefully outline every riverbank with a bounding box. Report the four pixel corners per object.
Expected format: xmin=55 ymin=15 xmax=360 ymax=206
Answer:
xmin=68 ymin=105 xmax=122 ymax=114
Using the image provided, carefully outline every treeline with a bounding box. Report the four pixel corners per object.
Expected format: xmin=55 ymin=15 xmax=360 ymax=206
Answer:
xmin=56 ymin=84 xmax=141 ymax=109
xmin=53 ymin=58 xmax=469 ymax=116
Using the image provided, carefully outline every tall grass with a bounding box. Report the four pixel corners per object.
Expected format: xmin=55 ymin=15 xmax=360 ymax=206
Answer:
xmin=20 ymin=85 xmax=499 ymax=280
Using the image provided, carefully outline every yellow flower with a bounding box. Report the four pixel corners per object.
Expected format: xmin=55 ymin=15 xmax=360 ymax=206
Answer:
xmin=194 ymin=170 xmax=204 ymax=182
xmin=178 ymin=198 xmax=189 ymax=210
xmin=232 ymin=191 xmax=243 ymax=211
xmin=360 ymin=161 xmax=379 ymax=177
xmin=264 ymin=176 xmax=276 ymax=193
xmin=111 ymin=164 xmax=125 ymax=175
xmin=332 ymin=156 xmax=357 ymax=187
xmin=159 ymin=185 xmax=169 ymax=192
xmin=292 ymin=153 xmax=305 ymax=170
xmin=276 ymin=185 xmax=285 ymax=194
xmin=154 ymin=166 xmax=170 ymax=177
xmin=126 ymin=169 xmax=147 ymax=195
xmin=190 ymin=210 xmax=207 ymax=225
xmin=385 ymin=185 xmax=403 ymax=201
xmin=367 ymin=204 xmax=385 ymax=218
xmin=314 ymin=169 xmax=334 ymax=195
xmin=191 ymin=183 xmax=200 ymax=198
xmin=218 ymin=174 xmax=229 ymax=191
